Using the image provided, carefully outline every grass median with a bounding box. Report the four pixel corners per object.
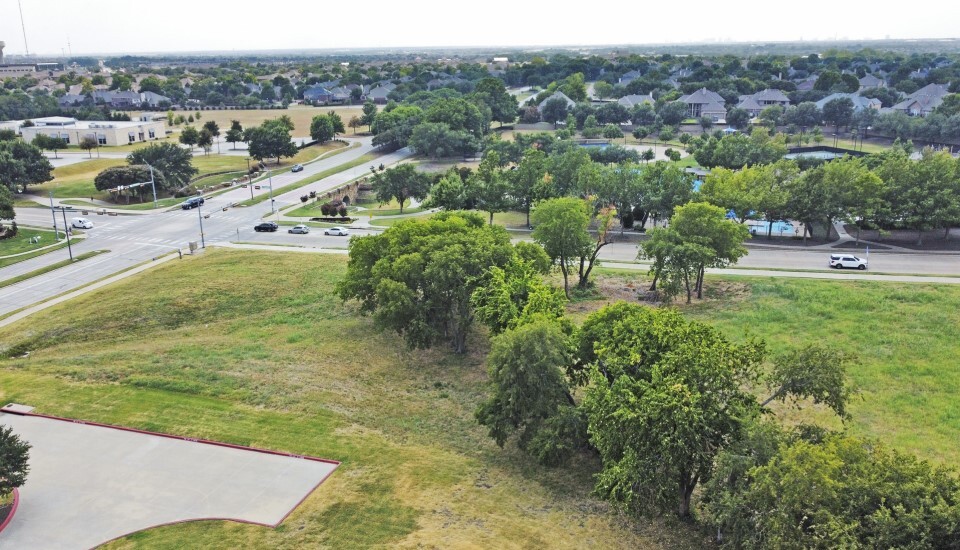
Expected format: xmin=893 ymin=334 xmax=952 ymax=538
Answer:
xmin=239 ymin=151 xmax=380 ymax=207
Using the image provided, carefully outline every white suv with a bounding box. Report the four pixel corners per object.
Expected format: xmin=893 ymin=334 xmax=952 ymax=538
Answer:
xmin=829 ymin=254 xmax=867 ymax=270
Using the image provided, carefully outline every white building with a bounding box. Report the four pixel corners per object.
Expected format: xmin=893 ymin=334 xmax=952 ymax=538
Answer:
xmin=19 ymin=116 xmax=167 ymax=147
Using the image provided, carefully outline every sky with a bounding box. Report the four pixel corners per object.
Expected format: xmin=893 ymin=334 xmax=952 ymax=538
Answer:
xmin=1 ymin=0 xmax=959 ymax=57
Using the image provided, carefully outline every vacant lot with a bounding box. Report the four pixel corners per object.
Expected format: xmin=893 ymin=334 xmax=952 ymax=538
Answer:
xmin=0 ymin=250 xmax=694 ymax=549
xmin=133 ymin=105 xmax=368 ymax=137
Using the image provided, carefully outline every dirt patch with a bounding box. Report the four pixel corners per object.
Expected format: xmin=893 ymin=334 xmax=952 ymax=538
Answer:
xmin=568 ymin=274 xmax=752 ymax=316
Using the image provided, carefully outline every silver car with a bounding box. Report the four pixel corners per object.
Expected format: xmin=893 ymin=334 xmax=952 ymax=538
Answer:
xmin=324 ymin=227 xmax=349 ymax=236
xmin=288 ymin=224 xmax=310 ymax=234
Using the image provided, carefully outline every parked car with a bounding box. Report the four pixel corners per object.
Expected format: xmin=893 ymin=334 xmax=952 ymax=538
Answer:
xmin=71 ymin=217 xmax=94 ymax=229
xmin=324 ymin=227 xmax=349 ymax=236
xmin=288 ymin=224 xmax=310 ymax=234
xmin=291 ymin=164 xmax=304 ymax=173
xmin=254 ymin=222 xmax=279 ymax=232
xmin=181 ymin=197 xmax=205 ymax=210
xmin=829 ymin=254 xmax=868 ymax=270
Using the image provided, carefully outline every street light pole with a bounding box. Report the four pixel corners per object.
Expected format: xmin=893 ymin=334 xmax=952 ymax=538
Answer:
xmin=246 ymin=158 xmax=254 ymax=200
xmin=267 ymin=167 xmax=275 ymax=214
xmin=58 ymin=207 xmax=73 ymax=261
xmin=147 ymin=163 xmax=158 ymax=208
xmin=196 ymin=201 xmax=206 ymax=249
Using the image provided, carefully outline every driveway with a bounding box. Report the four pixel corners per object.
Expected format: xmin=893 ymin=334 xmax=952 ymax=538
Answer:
xmin=0 ymin=407 xmax=338 ymax=549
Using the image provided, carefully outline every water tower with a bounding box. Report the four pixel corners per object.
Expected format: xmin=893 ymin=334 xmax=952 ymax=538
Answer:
xmin=0 ymin=41 xmax=6 ymax=64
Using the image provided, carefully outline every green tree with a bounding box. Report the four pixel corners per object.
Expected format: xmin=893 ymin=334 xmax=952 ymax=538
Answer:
xmin=758 ymin=105 xmax=784 ymax=129
xmin=560 ymin=73 xmax=588 ymax=102
xmin=178 ymin=125 xmax=199 ymax=150
xmin=202 ymin=120 xmax=221 ymax=153
xmin=471 ymin=255 xmax=564 ymax=335
xmin=371 ymin=163 xmax=432 ymax=214
xmin=545 ymin=146 xmax=591 ymax=196
xmin=246 ymin=119 xmax=298 ymax=164
xmin=31 ymin=134 xmax=68 ymax=159
xmin=348 ymin=115 xmax=361 ymax=134
xmin=878 ymin=149 xmax=960 ymax=245
xmin=0 ymin=426 xmax=30 ymax=498
xmin=0 ymin=185 xmax=15 ymax=226
xmin=475 ymin=319 xmax=586 ymax=465
xmin=725 ymin=107 xmax=751 ymax=131
xmin=711 ymin=434 xmax=960 ymax=548
xmin=470 ymin=151 xmax=513 ymax=224
xmin=0 ymin=139 xmax=55 ymax=193
xmin=580 ymin=303 xmax=766 ymax=517
xmin=762 ymin=345 xmax=855 ymax=418
xmin=197 ymin=128 xmax=214 ymax=156
xmin=225 ymin=120 xmax=244 ymax=149
xmin=424 ymin=169 xmax=468 ymax=210
xmin=540 ymin=97 xmax=570 ymax=127
xmin=309 ymin=114 xmax=334 ymax=144
xmin=336 ymin=211 xmax=513 ymax=353
xmin=360 ymin=101 xmax=378 ymax=130
xmin=658 ymin=101 xmax=689 ymax=126
xmin=327 ymin=111 xmax=345 ymax=137
xmin=509 ymin=148 xmax=552 ymax=227
xmin=473 ymin=77 xmax=518 ymax=127
xmin=697 ymin=166 xmax=759 ymax=223
xmin=531 ymin=198 xmax=615 ymax=296
xmin=79 ymin=136 xmax=98 ymax=158
xmin=593 ymin=81 xmax=614 ymax=100
xmin=822 ymin=97 xmax=855 ymax=133
xmin=127 ymin=142 xmax=198 ymax=189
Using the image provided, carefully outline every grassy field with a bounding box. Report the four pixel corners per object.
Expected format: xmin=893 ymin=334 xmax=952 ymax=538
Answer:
xmin=588 ymin=269 xmax=960 ymax=466
xmin=0 ymin=250 xmax=694 ymax=549
xmin=31 ymin=142 xmax=346 ymax=202
xmin=132 ymin=105 xmax=367 ymax=137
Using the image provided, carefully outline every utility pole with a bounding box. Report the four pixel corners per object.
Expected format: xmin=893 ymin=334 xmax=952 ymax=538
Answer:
xmin=267 ymin=167 xmax=275 ymax=214
xmin=246 ymin=158 xmax=254 ymax=200
xmin=58 ymin=207 xmax=73 ymax=261
xmin=49 ymin=191 xmax=59 ymax=240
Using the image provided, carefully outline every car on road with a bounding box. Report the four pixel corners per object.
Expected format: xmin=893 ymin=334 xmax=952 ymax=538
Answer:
xmin=291 ymin=164 xmax=304 ymax=173
xmin=829 ymin=254 xmax=868 ymax=270
xmin=254 ymin=222 xmax=279 ymax=232
xmin=288 ymin=224 xmax=310 ymax=234
xmin=71 ymin=218 xmax=94 ymax=229
xmin=324 ymin=227 xmax=349 ymax=236
xmin=181 ymin=197 xmax=205 ymax=210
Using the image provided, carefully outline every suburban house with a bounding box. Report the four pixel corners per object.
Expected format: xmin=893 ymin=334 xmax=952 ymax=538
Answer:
xmin=303 ymin=86 xmax=333 ymax=103
xmin=735 ymin=89 xmax=790 ymax=117
xmin=92 ymin=90 xmax=142 ymax=108
xmin=858 ymin=74 xmax=885 ymax=91
xmin=139 ymin=91 xmax=171 ymax=108
xmin=891 ymin=83 xmax=950 ymax=117
xmin=795 ymin=76 xmax=818 ymax=92
xmin=618 ymin=70 xmax=643 ymax=86
xmin=618 ymin=94 xmax=655 ymax=109
xmin=815 ymin=93 xmax=882 ymax=112
xmin=677 ymin=88 xmax=727 ymax=121
xmin=537 ymin=91 xmax=577 ymax=112
xmin=58 ymin=94 xmax=89 ymax=108
xmin=19 ymin=116 xmax=166 ymax=147
xmin=366 ymin=83 xmax=397 ymax=104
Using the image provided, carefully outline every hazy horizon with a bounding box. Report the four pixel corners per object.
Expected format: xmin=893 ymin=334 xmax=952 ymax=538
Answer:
xmin=1 ymin=0 xmax=959 ymax=58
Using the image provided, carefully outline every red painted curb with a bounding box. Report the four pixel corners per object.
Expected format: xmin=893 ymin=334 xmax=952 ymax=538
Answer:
xmin=0 ymin=488 xmax=19 ymax=534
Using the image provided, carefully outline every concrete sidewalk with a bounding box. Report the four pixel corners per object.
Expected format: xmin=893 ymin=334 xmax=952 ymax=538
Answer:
xmin=0 ymin=409 xmax=337 ymax=549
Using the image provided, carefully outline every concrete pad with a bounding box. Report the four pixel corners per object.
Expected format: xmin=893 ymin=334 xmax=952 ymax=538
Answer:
xmin=0 ymin=410 xmax=338 ymax=550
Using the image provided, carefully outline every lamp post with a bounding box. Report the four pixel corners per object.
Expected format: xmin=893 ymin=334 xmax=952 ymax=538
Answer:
xmin=146 ymin=163 xmax=158 ymax=208
xmin=246 ymin=158 xmax=254 ymax=200
xmin=49 ymin=191 xmax=59 ymax=240
xmin=266 ymin=166 xmax=275 ymax=215
xmin=52 ymin=206 xmax=74 ymax=261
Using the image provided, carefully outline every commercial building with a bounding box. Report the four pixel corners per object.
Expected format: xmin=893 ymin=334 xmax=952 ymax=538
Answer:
xmin=19 ymin=116 xmax=167 ymax=147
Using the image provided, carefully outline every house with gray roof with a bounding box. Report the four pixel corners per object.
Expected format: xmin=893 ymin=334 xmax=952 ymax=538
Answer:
xmin=736 ymin=89 xmax=790 ymax=117
xmin=814 ymin=93 xmax=882 ymax=112
xmin=618 ymin=70 xmax=643 ymax=85
xmin=618 ymin=94 xmax=655 ymax=109
xmin=139 ymin=91 xmax=171 ymax=108
xmin=92 ymin=90 xmax=142 ymax=108
xmin=58 ymin=94 xmax=88 ymax=109
xmin=677 ymin=88 xmax=726 ymax=121
xmin=367 ymin=83 xmax=397 ymax=104
xmin=891 ymin=83 xmax=950 ymax=117
xmin=303 ymin=85 xmax=333 ymax=104
xmin=858 ymin=74 xmax=885 ymax=91
xmin=538 ymin=91 xmax=577 ymax=112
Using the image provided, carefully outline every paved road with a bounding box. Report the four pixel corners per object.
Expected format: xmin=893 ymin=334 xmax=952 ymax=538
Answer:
xmin=0 ymin=138 xmax=411 ymax=317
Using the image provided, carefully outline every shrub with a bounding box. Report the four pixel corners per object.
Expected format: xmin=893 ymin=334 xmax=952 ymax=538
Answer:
xmin=300 ymin=195 xmax=309 ymax=203
xmin=338 ymin=205 xmax=348 ymax=217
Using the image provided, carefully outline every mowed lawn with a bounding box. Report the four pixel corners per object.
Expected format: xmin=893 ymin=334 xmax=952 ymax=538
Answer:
xmin=681 ymin=276 xmax=960 ymax=464
xmin=32 ymin=142 xmax=346 ymax=200
xmin=0 ymin=250 xmax=693 ymax=549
